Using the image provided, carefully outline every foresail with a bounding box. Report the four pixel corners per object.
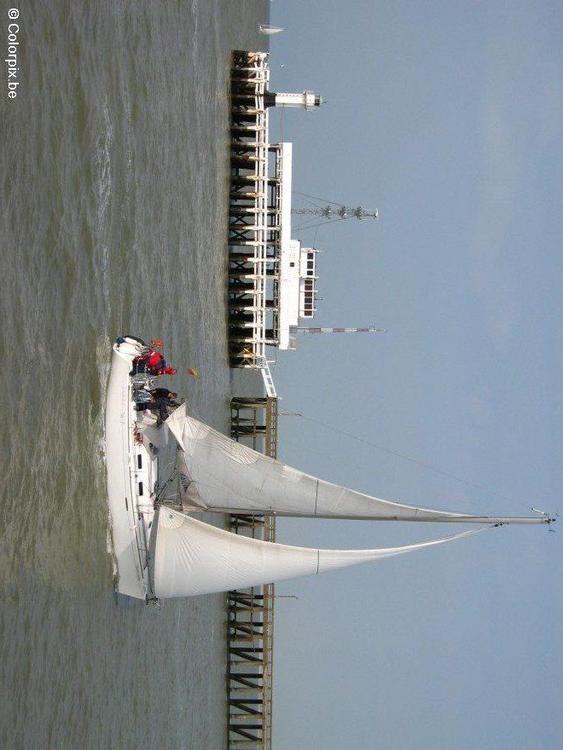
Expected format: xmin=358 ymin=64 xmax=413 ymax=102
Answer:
xmin=150 ymin=507 xmax=486 ymax=598
xmin=165 ymin=406 xmax=550 ymax=524
xmin=139 ymin=416 xmax=168 ymax=451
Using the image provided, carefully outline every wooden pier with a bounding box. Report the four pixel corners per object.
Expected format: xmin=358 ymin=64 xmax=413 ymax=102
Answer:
xmin=227 ymin=395 xmax=278 ymax=750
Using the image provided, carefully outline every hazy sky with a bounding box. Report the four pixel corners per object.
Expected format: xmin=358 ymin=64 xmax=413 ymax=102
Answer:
xmin=266 ymin=2 xmax=563 ymax=748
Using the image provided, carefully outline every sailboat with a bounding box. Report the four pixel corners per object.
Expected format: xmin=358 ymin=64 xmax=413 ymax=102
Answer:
xmin=258 ymin=24 xmax=284 ymax=35
xmin=105 ymin=336 xmax=555 ymax=601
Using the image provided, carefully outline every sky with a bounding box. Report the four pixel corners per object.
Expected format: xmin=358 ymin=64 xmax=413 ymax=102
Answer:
xmin=266 ymin=2 xmax=563 ymax=748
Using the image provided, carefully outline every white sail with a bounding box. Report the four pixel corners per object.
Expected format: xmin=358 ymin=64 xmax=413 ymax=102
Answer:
xmin=150 ymin=507 xmax=485 ymax=598
xmin=175 ymin=448 xmax=208 ymax=512
xmin=164 ymin=406 xmax=550 ymax=525
xmin=139 ymin=412 xmax=168 ymax=451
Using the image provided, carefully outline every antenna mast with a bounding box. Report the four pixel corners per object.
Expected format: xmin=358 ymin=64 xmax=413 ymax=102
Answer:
xmin=292 ymin=204 xmax=379 ymax=221
xmin=296 ymin=326 xmax=386 ymax=335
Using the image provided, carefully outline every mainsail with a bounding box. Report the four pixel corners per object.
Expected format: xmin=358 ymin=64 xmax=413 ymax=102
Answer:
xmin=150 ymin=507 xmax=486 ymax=598
xmin=165 ymin=406 xmax=551 ymax=525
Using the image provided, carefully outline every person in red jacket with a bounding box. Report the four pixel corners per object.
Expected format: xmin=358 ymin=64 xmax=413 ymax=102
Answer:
xmin=145 ymin=350 xmax=165 ymax=373
xmin=132 ymin=350 xmax=175 ymax=376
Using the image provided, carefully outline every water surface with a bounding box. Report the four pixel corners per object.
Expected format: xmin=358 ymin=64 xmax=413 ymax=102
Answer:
xmin=1 ymin=2 xmax=268 ymax=747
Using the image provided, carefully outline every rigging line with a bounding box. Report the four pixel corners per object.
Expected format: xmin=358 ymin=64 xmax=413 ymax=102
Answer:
xmin=156 ymin=468 xmax=177 ymax=503
xmin=292 ymin=192 xmax=327 ymax=209
xmin=294 ymin=224 xmax=318 ymax=233
xmin=293 ymin=215 xmax=325 ymax=230
xmin=294 ymin=191 xmax=345 ymax=207
xmin=294 ymin=218 xmax=346 ymax=233
xmin=295 ymin=195 xmax=324 ymax=209
xmin=285 ymin=411 xmax=523 ymax=504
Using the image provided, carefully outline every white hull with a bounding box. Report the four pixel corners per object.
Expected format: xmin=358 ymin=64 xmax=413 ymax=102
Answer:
xmin=258 ymin=24 xmax=284 ymax=35
xmin=105 ymin=338 xmax=159 ymax=600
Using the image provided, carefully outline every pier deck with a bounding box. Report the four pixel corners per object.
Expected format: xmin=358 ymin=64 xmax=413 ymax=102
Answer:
xmin=227 ymin=395 xmax=277 ymax=750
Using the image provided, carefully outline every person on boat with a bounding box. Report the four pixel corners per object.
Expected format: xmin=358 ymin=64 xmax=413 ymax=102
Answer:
xmin=131 ymin=351 xmax=154 ymax=374
xmin=145 ymin=350 xmax=165 ymax=373
xmin=150 ymin=388 xmax=181 ymax=424
xmin=132 ymin=350 xmax=174 ymax=375
xmin=151 ymin=387 xmax=178 ymax=400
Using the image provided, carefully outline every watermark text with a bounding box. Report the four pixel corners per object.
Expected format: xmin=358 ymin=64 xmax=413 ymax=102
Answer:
xmin=6 ymin=8 xmax=20 ymax=99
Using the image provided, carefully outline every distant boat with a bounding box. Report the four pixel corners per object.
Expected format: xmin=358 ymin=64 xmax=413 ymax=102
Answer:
xmin=105 ymin=336 xmax=555 ymax=601
xmin=259 ymin=24 xmax=284 ymax=35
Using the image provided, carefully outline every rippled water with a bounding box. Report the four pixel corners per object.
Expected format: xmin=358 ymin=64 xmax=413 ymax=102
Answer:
xmin=1 ymin=2 xmax=267 ymax=747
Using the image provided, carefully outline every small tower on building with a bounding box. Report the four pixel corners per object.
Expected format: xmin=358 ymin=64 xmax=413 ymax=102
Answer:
xmin=264 ymin=90 xmax=323 ymax=110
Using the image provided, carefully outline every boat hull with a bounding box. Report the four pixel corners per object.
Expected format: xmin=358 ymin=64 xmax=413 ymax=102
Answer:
xmin=105 ymin=338 xmax=158 ymax=600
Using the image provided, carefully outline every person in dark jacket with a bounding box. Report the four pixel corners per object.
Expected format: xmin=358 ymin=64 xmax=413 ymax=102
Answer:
xmin=150 ymin=388 xmax=180 ymax=424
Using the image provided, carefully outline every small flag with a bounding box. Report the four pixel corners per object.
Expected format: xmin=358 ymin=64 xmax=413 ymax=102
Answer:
xmin=188 ymin=368 xmax=199 ymax=379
